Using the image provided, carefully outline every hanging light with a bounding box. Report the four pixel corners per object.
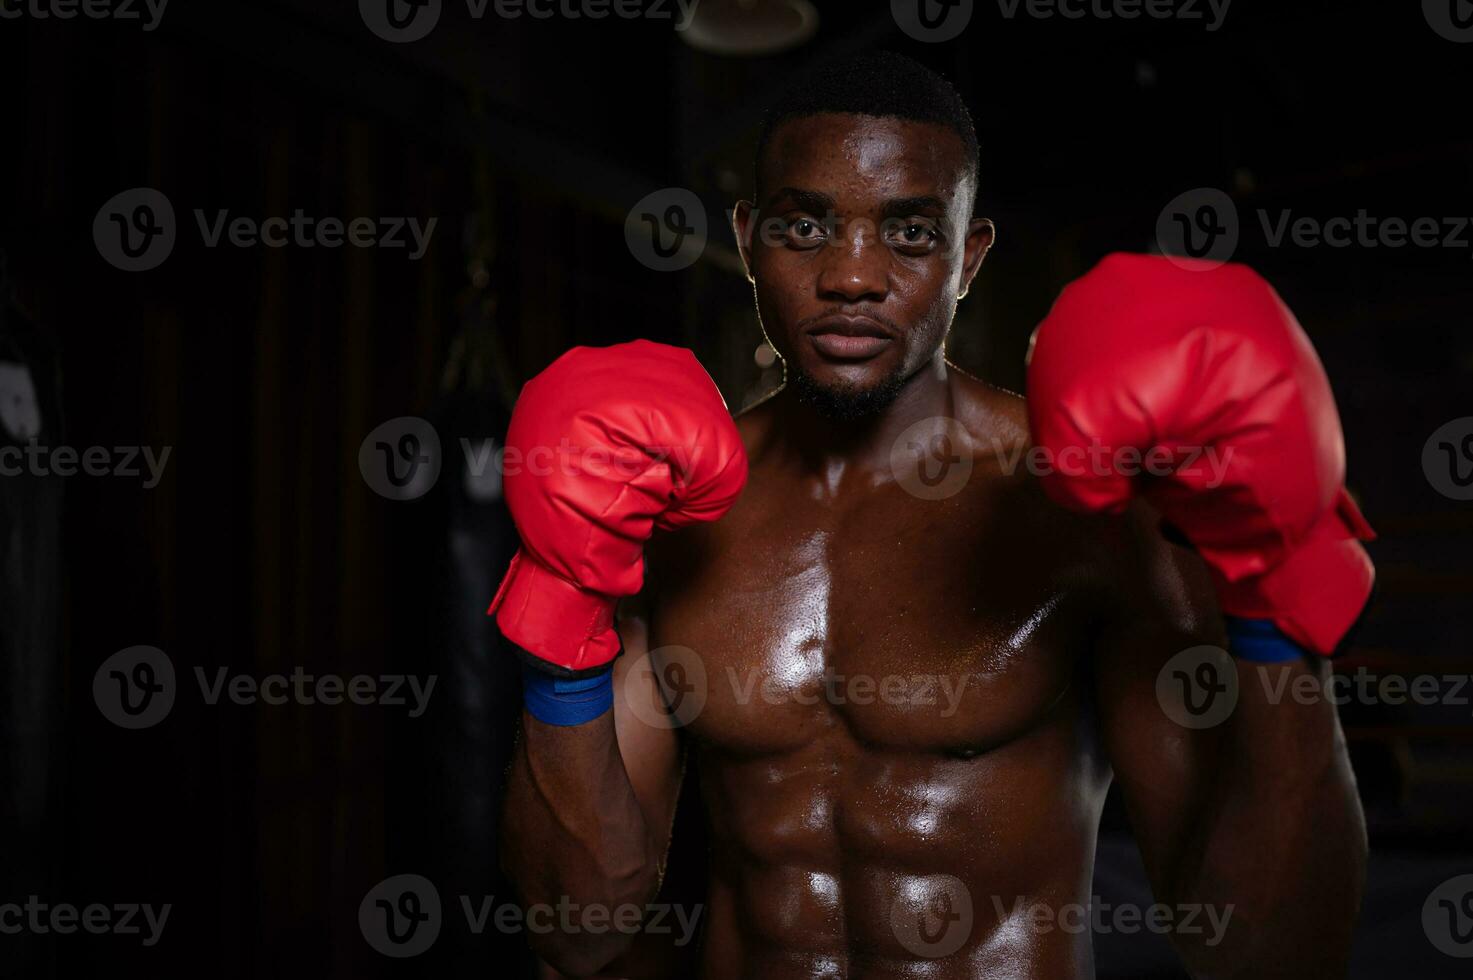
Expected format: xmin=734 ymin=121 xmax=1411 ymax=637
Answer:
xmin=679 ymin=0 xmax=819 ymax=56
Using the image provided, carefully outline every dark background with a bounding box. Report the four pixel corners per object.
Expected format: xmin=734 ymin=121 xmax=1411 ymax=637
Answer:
xmin=2 ymin=0 xmax=1471 ymax=976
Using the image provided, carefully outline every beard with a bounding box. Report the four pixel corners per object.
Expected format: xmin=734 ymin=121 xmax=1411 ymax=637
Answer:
xmin=789 ymin=361 xmax=909 ymax=422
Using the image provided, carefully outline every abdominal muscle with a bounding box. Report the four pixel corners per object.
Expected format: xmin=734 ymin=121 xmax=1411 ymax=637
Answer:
xmin=685 ymin=711 xmax=1110 ymax=980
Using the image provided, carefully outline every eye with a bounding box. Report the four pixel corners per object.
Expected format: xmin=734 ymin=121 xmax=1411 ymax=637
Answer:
xmin=885 ymin=217 xmax=941 ymax=253
xmin=784 ymin=214 xmax=828 ymax=249
xmin=900 ymin=221 xmax=937 ymax=242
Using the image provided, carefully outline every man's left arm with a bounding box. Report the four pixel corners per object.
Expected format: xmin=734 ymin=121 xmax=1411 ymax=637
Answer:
xmin=1093 ymin=504 xmax=1367 ymax=979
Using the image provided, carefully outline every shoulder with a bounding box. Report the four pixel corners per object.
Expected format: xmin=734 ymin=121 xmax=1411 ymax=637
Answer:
xmin=733 ymin=387 xmax=781 ymax=460
xmin=945 ymin=363 xmax=1028 ymax=452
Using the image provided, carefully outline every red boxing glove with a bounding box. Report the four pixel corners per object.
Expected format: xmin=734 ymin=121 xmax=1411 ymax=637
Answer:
xmin=1026 ymin=253 xmax=1375 ymax=655
xmin=489 ymin=340 xmax=747 ymax=674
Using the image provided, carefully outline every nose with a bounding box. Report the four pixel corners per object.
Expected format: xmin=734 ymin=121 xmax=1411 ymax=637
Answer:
xmin=815 ymin=218 xmax=889 ymax=305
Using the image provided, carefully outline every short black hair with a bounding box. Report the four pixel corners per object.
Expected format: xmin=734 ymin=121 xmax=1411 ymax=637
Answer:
xmin=754 ymin=51 xmax=979 ymax=200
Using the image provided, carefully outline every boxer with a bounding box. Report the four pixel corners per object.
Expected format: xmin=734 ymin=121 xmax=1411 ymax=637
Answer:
xmin=495 ymin=53 xmax=1371 ymax=979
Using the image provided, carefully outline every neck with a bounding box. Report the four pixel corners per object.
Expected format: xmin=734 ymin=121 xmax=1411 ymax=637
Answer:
xmin=772 ymin=351 xmax=954 ymax=486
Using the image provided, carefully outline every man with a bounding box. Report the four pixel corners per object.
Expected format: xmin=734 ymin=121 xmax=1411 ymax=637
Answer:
xmin=493 ymin=53 xmax=1372 ymax=978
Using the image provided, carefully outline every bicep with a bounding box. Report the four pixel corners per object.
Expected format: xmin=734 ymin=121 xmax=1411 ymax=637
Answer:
xmin=612 ymin=607 xmax=685 ymax=858
xmin=1092 ymin=504 xmax=1229 ymax=888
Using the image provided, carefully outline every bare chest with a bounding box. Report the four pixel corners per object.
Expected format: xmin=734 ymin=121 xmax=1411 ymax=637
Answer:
xmin=645 ymin=472 xmax=1095 ymax=757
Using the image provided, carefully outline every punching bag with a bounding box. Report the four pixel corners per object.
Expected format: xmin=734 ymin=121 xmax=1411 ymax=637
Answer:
xmin=0 ymin=270 xmax=65 ymax=974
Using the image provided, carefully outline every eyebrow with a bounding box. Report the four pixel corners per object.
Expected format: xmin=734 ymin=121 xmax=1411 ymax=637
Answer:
xmin=880 ymin=195 xmax=948 ymax=217
xmin=763 ymin=187 xmax=835 ymax=212
xmin=762 ymin=188 xmax=950 ymax=219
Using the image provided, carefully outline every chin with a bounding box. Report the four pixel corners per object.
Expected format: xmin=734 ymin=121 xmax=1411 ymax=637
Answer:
xmin=789 ymin=356 xmax=908 ymax=422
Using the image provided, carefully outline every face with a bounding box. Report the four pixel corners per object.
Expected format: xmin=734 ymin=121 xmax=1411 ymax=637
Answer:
xmin=734 ymin=113 xmax=994 ymax=418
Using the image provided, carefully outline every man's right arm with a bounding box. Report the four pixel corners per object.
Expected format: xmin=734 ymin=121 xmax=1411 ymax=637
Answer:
xmin=502 ymin=611 xmax=685 ymax=977
xmin=487 ymin=342 xmax=746 ymax=974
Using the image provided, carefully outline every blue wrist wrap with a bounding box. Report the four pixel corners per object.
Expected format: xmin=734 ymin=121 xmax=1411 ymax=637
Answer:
xmin=521 ymin=663 xmax=614 ymax=726
xmin=1225 ymin=616 xmax=1309 ymax=663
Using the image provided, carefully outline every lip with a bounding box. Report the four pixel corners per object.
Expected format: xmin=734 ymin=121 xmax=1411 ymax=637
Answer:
xmin=809 ymin=333 xmax=892 ymax=360
xmin=806 ymin=315 xmax=893 ymax=361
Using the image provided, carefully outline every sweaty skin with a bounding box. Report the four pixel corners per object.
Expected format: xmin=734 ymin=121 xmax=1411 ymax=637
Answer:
xmin=501 ymin=114 xmax=1366 ymax=979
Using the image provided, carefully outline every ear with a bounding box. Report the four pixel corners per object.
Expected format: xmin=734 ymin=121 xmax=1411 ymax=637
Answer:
xmin=731 ymin=201 xmax=757 ymax=284
xmin=957 ymin=218 xmax=996 ymax=300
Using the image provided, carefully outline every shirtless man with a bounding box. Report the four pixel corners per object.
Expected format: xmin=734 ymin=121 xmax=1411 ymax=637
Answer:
xmin=493 ymin=53 xmax=1372 ymax=978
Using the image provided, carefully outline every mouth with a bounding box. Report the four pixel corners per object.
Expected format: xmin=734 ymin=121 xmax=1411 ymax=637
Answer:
xmin=805 ymin=315 xmax=894 ymax=361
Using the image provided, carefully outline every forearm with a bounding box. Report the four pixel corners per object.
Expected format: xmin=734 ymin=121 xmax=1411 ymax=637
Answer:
xmin=1170 ymin=659 xmax=1367 ymax=979
xmin=502 ymin=710 xmax=664 ymax=975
